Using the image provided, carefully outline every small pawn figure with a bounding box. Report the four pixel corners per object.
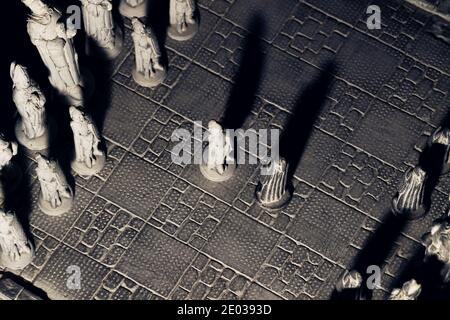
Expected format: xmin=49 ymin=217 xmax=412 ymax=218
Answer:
xmin=428 ymin=126 xmax=450 ymax=175
xmin=0 ymin=136 xmax=22 ymax=192
xmin=119 ymin=0 xmax=147 ymax=18
xmin=131 ymin=18 xmax=166 ymax=88
xmin=256 ymin=158 xmax=292 ymax=211
xmin=69 ymin=106 xmax=105 ymax=176
xmin=388 ymin=279 xmax=421 ymax=300
xmin=36 ymin=153 xmax=73 ymax=216
xmin=0 ymin=209 xmax=35 ymax=270
xmin=335 ymin=270 xmax=364 ymax=300
xmin=11 ymin=62 xmax=49 ymax=151
xmin=168 ymin=0 xmax=198 ymax=41
xmin=81 ymin=0 xmax=124 ymax=59
xmin=200 ymin=120 xmax=236 ymax=182
xmin=392 ymin=166 xmax=428 ymax=219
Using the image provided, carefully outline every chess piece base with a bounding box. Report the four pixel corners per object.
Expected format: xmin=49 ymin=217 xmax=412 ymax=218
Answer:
xmin=86 ymin=27 xmax=124 ymax=60
xmin=200 ymin=162 xmax=236 ymax=182
xmin=1 ymin=164 xmax=23 ymax=193
xmin=38 ymin=193 xmax=73 ymax=217
xmin=392 ymin=199 xmax=427 ymax=220
xmin=256 ymin=189 xmax=292 ymax=212
xmin=15 ymin=120 xmax=49 ymax=151
xmin=168 ymin=22 xmax=198 ymax=41
xmin=0 ymin=246 xmax=35 ymax=270
xmin=132 ymin=67 xmax=166 ymax=88
xmin=71 ymin=153 xmax=106 ymax=177
xmin=119 ymin=0 xmax=147 ymax=18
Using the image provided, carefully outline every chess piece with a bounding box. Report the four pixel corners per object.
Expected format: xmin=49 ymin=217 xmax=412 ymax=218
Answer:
xmin=11 ymin=62 xmax=49 ymax=151
xmin=131 ymin=18 xmax=166 ymax=88
xmin=36 ymin=153 xmax=73 ymax=216
xmin=21 ymin=0 xmax=89 ymax=106
xmin=0 ymin=209 xmax=35 ymax=270
xmin=388 ymin=279 xmax=421 ymax=300
xmin=335 ymin=270 xmax=362 ymax=293
xmin=0 ymin=137 xmax=22 ymax=192
xmin=69 ymin=106 xmax=105 ymax=176
xmin=168 ymin=0 xmax=198 ymax=41
xmin=392 ymin=166 xmax=428 ymax=219
xmin=119 ymin=0 xmax=147 ymax=18
xmin=200 ymin=120 xmax=235 ymax=182
xmin=81 ymin=0 xmax=124 ymax=59
xmin=427 ymin=126 xmax=450 ymax=175
xmin=255 ymin=158 xmax=292 ymax=211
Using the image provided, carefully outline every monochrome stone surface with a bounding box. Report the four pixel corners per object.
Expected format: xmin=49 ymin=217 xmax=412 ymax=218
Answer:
xmin=168 ymin=0 xmax=198 ymax=41
xmin=80 ymin=0 xmax=123 ymax=59
xmin=11 ymin=62 xmax=49 ymax=151
xmin=131 ymin=18 xmax=166 ymax=88
xmin=35 ymin=153 xmax=73 ymax=216
xmin=70 ymin=106 xmax=105 ymax=176
xmin=119 ymin=0 xmax=147 ymax=18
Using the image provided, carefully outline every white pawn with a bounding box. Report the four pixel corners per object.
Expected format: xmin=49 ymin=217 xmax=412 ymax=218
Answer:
xmin=0 ymin=209 xmax=35 ymax=270
xmin=80 ymin=0 xmax=124 ymax=59
xmin=119 ymin=0 xmax=147 ymax=18
xmin=131 ymin=18 xmax=166 ymax=88
xmin=11 ymin=62 xmax=49 ymax=151
xmin=69 ymin=106 xmax=105 ymax=176
xmin=35 ymin=153 xmax=73 ymax=216
xmin=168 ymin=0 xmax=198 ymax=41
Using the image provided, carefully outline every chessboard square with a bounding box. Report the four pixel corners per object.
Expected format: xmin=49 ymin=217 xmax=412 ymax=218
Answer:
xmin=116 ymin=225 xmax=197 ymax=297
xmin=100 ymin=154 xmax=176 ymax=218
xmin=203 ymin=209 xmax=280 ymax=277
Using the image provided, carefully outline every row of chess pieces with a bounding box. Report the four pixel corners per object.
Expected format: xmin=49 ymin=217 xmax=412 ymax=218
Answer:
xmin=0 ymin=0 xmax=199 ymax=271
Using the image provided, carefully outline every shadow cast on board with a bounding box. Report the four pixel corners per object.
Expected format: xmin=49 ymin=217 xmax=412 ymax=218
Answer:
xmin=146 ymin=0 xmax=170 ymax=67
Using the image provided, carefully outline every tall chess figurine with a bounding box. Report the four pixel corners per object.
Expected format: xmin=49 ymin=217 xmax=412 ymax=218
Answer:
xmin=428 ymin=126 xmax=450 ymax=175
xmin=70 ymin=106 xmax=105 ymax=176
xmin=11 ymin=62 xmax=49 ymax=151
xmin=131 ymin=18 xmax=166 ymax=88
xmin=0 ymin=209 xmax=35 ymax=270
xmin=388 ymin=279 xmax=421 ymax=300
xmin=80 ymin=0 xmax=124 ymax=59
xmin=119 ymin=0 xmax=147 ymax=18
xmin=0 ymin=137 xmax=22 ymax=192
xmin=21 ymin=0 xmax=85 ymax=106
xmin=36 ymin=153 xmax=73 ymax=216
xmin=392 ymin=166 xmax=428 ymax=219
xmin=256 ymin=158 xmax=292 ymax=211
xmin=168 ymin=0 xmax=198 ymax=41
xmin=200 ymin=120 xmax=235 ymax=182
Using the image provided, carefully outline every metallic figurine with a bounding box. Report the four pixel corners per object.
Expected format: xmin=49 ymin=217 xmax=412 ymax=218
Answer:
xmin=11 ymin=62 xmax=49 ymax=151
xmin=131 ymin=18 xmax=166 ymax=88
xmin=119 ymin=0 xmax=147 ymax=18
xmin=168 ymin=0 xmax=198 ymax=41
xmin=36 ymin=153 xmax=73 ymax=216
xmin=70 ymin=106 xmax=105 ymax=176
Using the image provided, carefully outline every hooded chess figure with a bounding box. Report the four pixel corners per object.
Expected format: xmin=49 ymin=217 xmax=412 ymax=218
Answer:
xmin=36 ymin=153 xmax=73 ymax=216
xmin=80 ymin=0 xmax=123 ymax=58
xmin=119 ymin=0 xmax=147 ymax=18
xmin=21 ymin=0 xmax=85 ymax=106
xmin=168 ymin=0 xmax=198 ymax=41
xmin=0 ymin=209 xmax=35 ymax=270
xmin=131 ymin=18 xmax=166 ymax=88
xmin=69 ymin=106 xmax=105 ymax=176
xmin=11 ymin=62 xmax=49 ymax=151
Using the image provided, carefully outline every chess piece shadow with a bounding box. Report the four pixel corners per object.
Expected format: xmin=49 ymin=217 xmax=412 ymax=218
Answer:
xmin=146 ymin=0 xmax=170 ymax=67
xmin=279 ymin=61 xmax=335 ymax=183
xmin=0 ymin=271 xmax=49 ymax=300
xmin=331 ymin=211 xmax=409 ymax=300
xmin=221 ymin=14 xmax=266 ymax=130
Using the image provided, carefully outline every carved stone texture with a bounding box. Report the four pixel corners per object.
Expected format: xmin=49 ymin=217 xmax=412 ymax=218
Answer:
xmin=0 ymin=137 xmax=22 ymax=193
xmin=428 ymin=126 xmax=450 ymax=175
xmin=22 ymin=0 xmax=88 ymax=106
xmin=11 ymin=62 xmax=49 ymax=151
xmin=131 ymin=18 xmax=166 ymax=88
xmin=81 ymin=0 xmax=124 ymax=59
xmin=70 ymin=106 xmax=106 ymax=176
xmin=392 ymin=166 xmax=428 ymax=219
xmin=168 ymin=0 xmax=199 ymax=41
xmin=35 ymin=153 xmax=74 ymax=216
xmin=0 ymin=209 xmax=35 ymax=270
xmin=119 ymin=0 xmax=147 ymax=18
xmin=388 ymin=279 xmax=421 ymax=300
xmin=200 ymin=120 xmax=236 ymax=182
xmin=255 ymin=158 xmax=292 ymax=211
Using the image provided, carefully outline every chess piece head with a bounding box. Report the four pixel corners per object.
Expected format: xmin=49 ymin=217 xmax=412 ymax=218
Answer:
xmin=35 ymin=152 xmax=52 ymax=169
xmin=131 ymin=17 xmax=145 ymax=34
xmin=10 ymin=62 xmax=31 ymax=89
xmin=424 ymin=219 xmax=450 ymax=264
xmin=208 ymin=120 xmax=222 ymax=135
xmin=21 ymin=0 xmax=49 ymax=15
xmin=389 ymin=279 xmax=421 ymax=300
xmin=0 ymin=136 xmax=9 ymax=150
xmin=69 ymin=106 xmax=86 ymax=123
